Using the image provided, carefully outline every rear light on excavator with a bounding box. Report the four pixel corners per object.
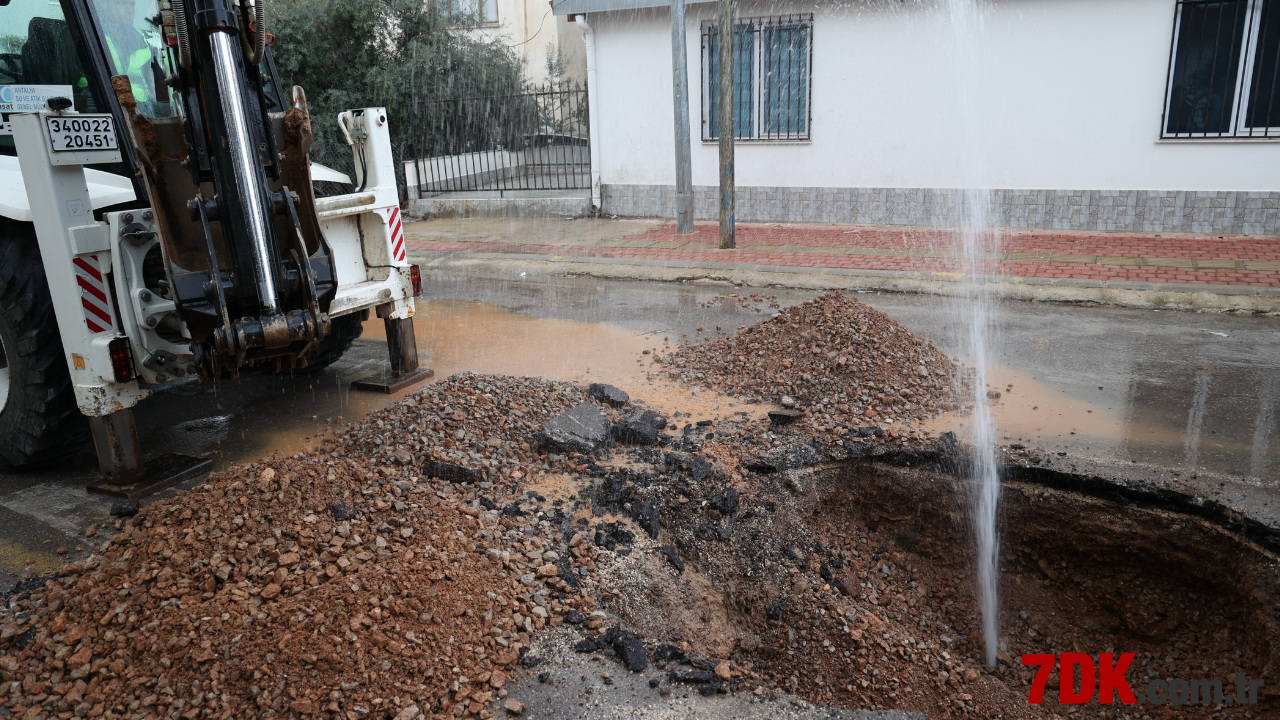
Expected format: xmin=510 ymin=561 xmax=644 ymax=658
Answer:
xmin=108 ymin=337 xmax=136 ymax=383
xmin=410 ymin=264 xmax=422 ymax=296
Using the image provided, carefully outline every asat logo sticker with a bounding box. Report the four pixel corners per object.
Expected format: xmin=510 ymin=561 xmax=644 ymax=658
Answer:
xmin=0 ymin=84 xmax=73 ymax=113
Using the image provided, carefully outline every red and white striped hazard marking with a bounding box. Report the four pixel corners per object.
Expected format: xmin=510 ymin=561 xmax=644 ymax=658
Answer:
xmin=387 ymin=206 xmax=405 ymax=262
xmin=73 ymin=254 xmax=113 ymax=334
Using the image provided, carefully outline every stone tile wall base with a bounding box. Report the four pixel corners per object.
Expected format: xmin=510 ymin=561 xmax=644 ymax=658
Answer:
xmin=406 ymin=196 xmax=593 ymax=220
xmin=600 ymin=184 xmax=1280 ymax=235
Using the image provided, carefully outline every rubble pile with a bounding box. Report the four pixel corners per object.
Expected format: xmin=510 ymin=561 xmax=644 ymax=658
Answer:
xmin=3 ymin=322 xmax=1265 ymax=720
xmin=660 ymin=292 xmax=959 ymax=426
xmin=353 ymin=374 xmax=592 ymax=484
xmin=0 ymin=374 xmax=620 ymax=720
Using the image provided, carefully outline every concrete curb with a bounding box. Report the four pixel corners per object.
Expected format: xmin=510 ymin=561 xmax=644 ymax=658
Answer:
xmin=408 ymin=249 xmax=1280 ymax=313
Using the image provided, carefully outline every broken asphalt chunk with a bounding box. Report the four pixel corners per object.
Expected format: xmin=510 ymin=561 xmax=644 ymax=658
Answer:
xmin=588 ymin=383 xmax=629 ymax=408
xmin=593 ymin=521 xmax=634 ymax=551
xmin=611 ymin=410 xmax=665 ymax=445
xmin=767 ymin=408 xmax=804 ymax=426
xmin=689 ymin=454 xmax=712 ymax=482
xmin=710 ymin=488 xmax=739 ymax=516
xmin=658 ymin=545 xmax=684 ymax=573
xmin=109 ymin=500 xmax=140 ymax=517
xmin=605 ymin=626 xmax=649 ymax=672
xmin=937 ymin=430 xmax=958 ymax=451
xmin=557 ymin=556 xmax=580 ymax=588
xmin=536 ymin=402 xmax=611 ymax=454
xmin=629 ymin=498 xmax=660 ymax=538
xmin=328 ymin=502 xmax=357 ymax=521
xmin=574 ymin=637 xmax=603 ymax=653
xmin=652 ymin=644 xmax=685 ymax=663
xmin=747 ymin=442 xmax=824 ymax=473
xmin=422 ymin=458 xmax=486 ymax=484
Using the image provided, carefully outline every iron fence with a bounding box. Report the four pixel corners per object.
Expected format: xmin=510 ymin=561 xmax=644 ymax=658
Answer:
xmin=410 ymin=82 xmax=590 ymax=194
xmin=1162 ymin=0 xmax=1280 ymax=138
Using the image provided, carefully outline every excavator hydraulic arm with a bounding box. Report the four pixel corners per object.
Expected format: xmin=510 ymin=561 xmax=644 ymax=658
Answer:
xmin=4 ymin=0 xmax=427 ymax=496
xmin=113 ymin=0 xmax=334 ymax=381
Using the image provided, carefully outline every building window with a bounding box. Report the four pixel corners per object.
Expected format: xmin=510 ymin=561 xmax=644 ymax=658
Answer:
xmin=447 ymin=0 xmax=498 ymax=25
xmin=1163 ymin=0 xmax=1280 ymax=138
xmin=702 ymin=14 xmax=812 ymax=141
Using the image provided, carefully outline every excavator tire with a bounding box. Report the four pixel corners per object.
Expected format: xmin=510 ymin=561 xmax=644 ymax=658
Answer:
xmin=292 ymin=310 xmax=366 ymax=374
xmin=0 ymin=221 xmax=90 ymax=470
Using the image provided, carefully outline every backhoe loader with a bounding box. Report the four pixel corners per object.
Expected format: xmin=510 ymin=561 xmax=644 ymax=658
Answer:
xmin=0 ymin=0 xmax=430 ymax=496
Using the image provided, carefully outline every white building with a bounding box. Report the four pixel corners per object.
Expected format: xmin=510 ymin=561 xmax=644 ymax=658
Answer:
xmin=457 ymin=0 xmax=588 ymax=85
xmin=554 ymin=0 xmax=1280 ymax=234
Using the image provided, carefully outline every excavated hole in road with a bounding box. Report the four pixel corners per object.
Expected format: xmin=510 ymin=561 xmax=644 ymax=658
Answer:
xmin=707 ymin=462 xmax=1280 ymax=718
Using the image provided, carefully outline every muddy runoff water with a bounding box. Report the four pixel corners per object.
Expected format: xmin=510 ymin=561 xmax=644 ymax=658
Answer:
xmin=152 ymin=299 xmax=763 ymax=470
xmin=131 ymin=294 xmax=1275 ymax=486
xmin=398 ymin=300 xmax=1135 ymax=456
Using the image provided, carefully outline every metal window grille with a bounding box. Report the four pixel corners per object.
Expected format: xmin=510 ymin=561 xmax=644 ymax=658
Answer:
xmin=702 ymin=14 xmax=813 ymax=141
xmin=1162 ymin=0 xmax=1280 ymax=138
xmin=410 ymin=82 xmax=590 ymax=195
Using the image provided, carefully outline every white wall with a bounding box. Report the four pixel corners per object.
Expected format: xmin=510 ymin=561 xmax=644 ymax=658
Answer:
xmin=588 ymin=0 xmax=1279 ymax=192
xmin=475 ymin=0 xmax=588 ymax=85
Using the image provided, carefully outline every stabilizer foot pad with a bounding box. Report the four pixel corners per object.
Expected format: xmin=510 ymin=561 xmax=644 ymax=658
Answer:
xmin=351 ymin=367 xmax=435 ymax=394
xmin=87 ymin=454 xmax=213 ymax=500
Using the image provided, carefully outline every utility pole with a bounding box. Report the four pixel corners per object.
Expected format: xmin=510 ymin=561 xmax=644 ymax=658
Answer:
xmin=716 ymin=0 xmax=735 ymax=248
xmin=670 ymin=0 xmax=693 ymax=234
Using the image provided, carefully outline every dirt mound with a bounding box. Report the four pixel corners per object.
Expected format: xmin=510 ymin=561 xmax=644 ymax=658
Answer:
xmin=0 ymin=374 xmax=613 ymax=720
xmin=7 ymin=362 xmax=1265 ymax=720
xmin=659 ymin=292 xmax=959 ymax=426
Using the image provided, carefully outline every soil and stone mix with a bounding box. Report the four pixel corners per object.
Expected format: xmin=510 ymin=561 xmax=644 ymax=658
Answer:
xmin=658 ymin=292 xmax=961 ymax=427
xmin=2 ymin=293 xmax=1275 ymax=720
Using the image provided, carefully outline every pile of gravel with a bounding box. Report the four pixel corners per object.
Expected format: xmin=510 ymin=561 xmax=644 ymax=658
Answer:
xmin=0 ymin=374 xmax=613 ymax=720
xmin=341 ymin=373 xmax=594 ymax=484
xmin=659 ymin=293 xmax=959 ymax=426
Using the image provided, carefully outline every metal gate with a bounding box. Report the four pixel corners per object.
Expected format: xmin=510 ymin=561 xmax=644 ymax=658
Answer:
xmin=411 ymin=82 xmax=590 ymax=195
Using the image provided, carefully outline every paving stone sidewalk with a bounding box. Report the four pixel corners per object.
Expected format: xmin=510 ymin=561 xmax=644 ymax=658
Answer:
xmin=404 ymin=218 xmax=1280 ymax=289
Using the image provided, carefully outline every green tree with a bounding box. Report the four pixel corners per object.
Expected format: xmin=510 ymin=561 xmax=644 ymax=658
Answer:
xmin=267 ymin=0 xmax=526 ymax=194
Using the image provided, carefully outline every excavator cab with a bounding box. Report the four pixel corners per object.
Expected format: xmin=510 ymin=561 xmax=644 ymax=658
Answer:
xmin=0 ymin=0 xmax=430 ymax=495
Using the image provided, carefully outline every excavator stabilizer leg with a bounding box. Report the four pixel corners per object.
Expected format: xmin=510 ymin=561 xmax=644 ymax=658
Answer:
xmin=351 ymin=316 xmax=433 ymax=394
xmin=86 ymin=407 xmax=211 ymax=500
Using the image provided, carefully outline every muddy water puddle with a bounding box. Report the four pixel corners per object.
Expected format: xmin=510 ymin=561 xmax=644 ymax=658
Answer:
xmin=137 ymin=295 xmax=1276 ymax=485
xmin=387 ymin=299 xmax=770 ymax=423
xmin=171 ymin=299 xmax=764 ymax=470
xmin=923 ymin=367 xmax=1125 ymax=450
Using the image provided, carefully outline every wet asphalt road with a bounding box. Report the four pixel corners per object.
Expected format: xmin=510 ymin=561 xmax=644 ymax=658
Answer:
xmin=1 ymin=269 xmax=1277 ymax=588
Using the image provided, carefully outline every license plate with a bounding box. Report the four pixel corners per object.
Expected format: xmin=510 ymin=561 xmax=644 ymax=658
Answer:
xmin=45 ymin=115 xmax=118 ymax=152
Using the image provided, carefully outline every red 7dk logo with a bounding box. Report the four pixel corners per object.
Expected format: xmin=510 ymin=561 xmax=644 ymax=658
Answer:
xmin=1023 ymin=653 xmax=1137 ymax=704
